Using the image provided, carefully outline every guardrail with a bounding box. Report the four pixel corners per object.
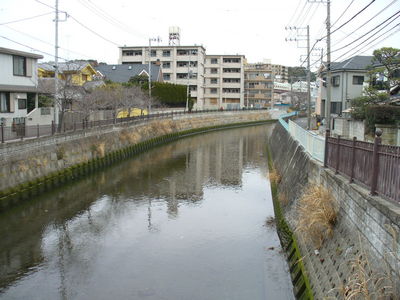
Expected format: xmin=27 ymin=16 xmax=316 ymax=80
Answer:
xmin=0 ymin=107 xmax=269 ymax=144
xmin=278 ymin=112 xmax=325 ymax=163
xmin=288 ymin=120 xmax=325 ymax=163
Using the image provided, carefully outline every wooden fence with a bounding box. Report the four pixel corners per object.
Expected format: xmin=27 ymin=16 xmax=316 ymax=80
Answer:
xmin=324 ymin=130 xmax=400 ymax=203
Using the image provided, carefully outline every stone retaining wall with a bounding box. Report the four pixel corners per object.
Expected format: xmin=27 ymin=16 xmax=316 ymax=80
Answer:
xmin=270 ymin=123 xmax=400 ymax=299
xmin=0 ymin=111 xmax=271 ymax=194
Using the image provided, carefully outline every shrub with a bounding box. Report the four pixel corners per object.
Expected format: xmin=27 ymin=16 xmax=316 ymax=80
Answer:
xmin=365 ymin=105 xmax=400 ymax=133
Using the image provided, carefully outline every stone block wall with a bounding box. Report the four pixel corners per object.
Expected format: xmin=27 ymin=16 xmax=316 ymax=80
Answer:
xmin=270 ymin=123 xmax=400 ymax=299
xmin=0 ymin=111 xmax=271 ymax=193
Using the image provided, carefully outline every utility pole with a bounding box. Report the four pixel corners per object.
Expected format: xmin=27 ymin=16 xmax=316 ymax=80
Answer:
xmin=148 ymin=37 xmax=161 ymax=113
xmin=326 ymin=0 xmax=332 ymax=130
xmin=54 ymin=0 xmax=59 ymax=128
xmin=186 ymin=49 xmax=191 ymax=111
xmin=307 ymin=25 xmax=311 ymax=130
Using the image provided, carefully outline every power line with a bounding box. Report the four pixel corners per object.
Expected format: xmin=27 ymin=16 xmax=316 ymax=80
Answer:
xmin=0 ymin=35 xmax=69 ymax=61
xmin=287 ymin=0 xmax=304 ymax=26
xmin=331 ymin=11 xmax=400 ymax=55
xmin=329 ymin=0 xmax=375 ymax=37
xmin=331 ymin=0 xmax=356 ymax=28
xmin=76 ymin=0 xmax=146 ymax=39
xmin=3 ymin=25 xmax=92 ymax=59
xmin=304 ymin=2 xmax=321 ymax=27
xmin=34 ymin=0 xmax=121 ymax=46
xmin=0 ymin=12 xmax=53 ymax=25
xmin=293 ymin=1 xmax=309 ymax=25
xmin=297 ymin=3 xmax=313 ymax=27
xmin=333 ymin=22 xmax=400 ymax=62
xmin=68 ymin=15 xmax=120 ymax=46
xmin=335 ymin=28 xmax=399 ymax=63
xmin=333 ymin=0 xmax=398 ymax=45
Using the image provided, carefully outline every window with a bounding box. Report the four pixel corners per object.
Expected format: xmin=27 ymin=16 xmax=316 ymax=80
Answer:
xmin=223 ymin=78 xmax=240 ymax=83
xmin=0 ymin=92 xmax=10 ymax=112
xmin=210 ymin=58 xmax=218 ymax=64
xmin=133 ymin=50 xmax=142 ymax=56
xmin=163 ymin=74 xmax=171 ymax=80
xmin=189 ymin=85 xmax=197 ymax=91
xmin=162 ymin=50 xmax=171 ymax=57
xmin=352 ymin=76 xmax=364 ymax=85
xmin=177 ymin=61 xmax=188 ymax=67
xmin=210 ymin=88 xmax=218 ymax=94
xmin=211 ymin=78 xmax=218 ymax=84
xmin=177 ymin=50 xmax=188 ymax=55
xmin=332 ymin=75 xmax=340 ymax=87
xmin=151 ymin=50 xmax=156 ymax=57
xmin=331 ymin=102 xmax=342 ymax=114
xmin=223 ymin=58 xmax=240 ymax=63
xmin=223 ymin=68 xmax=240 ymax=73
xmin=13 ymin=55 xmax=26 ymax=76
xmin=162 ymin=62 xmax=171 ymax=68
xmin=177 ymin=73 xmax=187 ymax=79
xmin=211 ymin=68 xmax=218 ymax=74
xmin=122 ymin=50 xmax=133 ymax=56
xmin=223 ymin=88 xmax=240 ymax=93
xmin=18 ymin=99 xmax=27 ymax=109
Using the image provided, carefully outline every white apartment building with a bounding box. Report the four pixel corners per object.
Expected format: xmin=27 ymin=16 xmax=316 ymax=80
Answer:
xmin=203 ymin=55 xmax=245 ymax=109
xmin=119 ymin=45 xmax=206 ymax=108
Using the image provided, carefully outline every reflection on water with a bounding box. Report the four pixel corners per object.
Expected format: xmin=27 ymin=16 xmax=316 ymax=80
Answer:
xmin=0 ymin=125 xmax=294 ymax=300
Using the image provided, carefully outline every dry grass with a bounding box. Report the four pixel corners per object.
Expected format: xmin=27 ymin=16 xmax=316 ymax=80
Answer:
xmin=91 ymin=142 xmax=106 ymax=158
xmin=269 ymin=167 xmax=282 ymax=184
xmin=278 ymin=192 xmax=289 ymax=207
xmin=296 ymin=184 xmax=338 ymax=249
xmin=342 ymin=253 xmax=394 ymax=300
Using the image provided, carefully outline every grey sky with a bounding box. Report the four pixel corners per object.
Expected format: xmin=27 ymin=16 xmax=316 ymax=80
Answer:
xmin=1 ymin=0 xmax=399 ymax=68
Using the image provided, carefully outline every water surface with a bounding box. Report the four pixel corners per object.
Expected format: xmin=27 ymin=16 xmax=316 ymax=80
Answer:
xmin=0 ymin=125 xmax=294 ymax=300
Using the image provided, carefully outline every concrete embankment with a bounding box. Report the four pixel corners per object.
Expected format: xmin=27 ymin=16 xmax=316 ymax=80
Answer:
xmin=0 ymin=111 xmax=273 ymax=209
xmin=269 ymin=122 xmax=400 ymax=299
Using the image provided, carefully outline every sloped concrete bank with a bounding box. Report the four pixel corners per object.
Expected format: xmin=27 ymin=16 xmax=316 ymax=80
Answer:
xmin=0 ymin=111 xmax=273 ymax=210
xmin=269 ymin=123 xmax=400 ymax=299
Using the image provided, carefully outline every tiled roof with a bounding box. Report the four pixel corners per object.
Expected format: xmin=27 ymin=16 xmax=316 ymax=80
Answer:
xmin=330 ymin=56 xmax=375 ymax=71
xmin=95 ymin=64 xmax=161 ymax=83
xmin=38 ymin=61 xmax=90 ymax=72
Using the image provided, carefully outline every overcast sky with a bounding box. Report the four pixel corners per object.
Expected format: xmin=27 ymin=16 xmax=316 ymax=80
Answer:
xmin=1 ymin=0 xmax=399 ymax=68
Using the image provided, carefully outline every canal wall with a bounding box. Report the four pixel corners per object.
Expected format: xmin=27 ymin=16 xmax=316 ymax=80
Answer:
xmin=0 ymin=111 xmax=273 ymax=209
xmin=269 ymin=123 xmax=400 ymax=299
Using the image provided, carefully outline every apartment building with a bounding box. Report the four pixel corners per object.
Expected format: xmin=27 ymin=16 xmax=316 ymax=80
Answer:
xmin=272 ymin=64 xmax=289 ymax=83
xmin=119 ymin=45 xmax=205 ymax=108
xmin=203 ymin=55 xmax=245 ymax=109
xmin=244 ymin=63 xmax=274 ymax=108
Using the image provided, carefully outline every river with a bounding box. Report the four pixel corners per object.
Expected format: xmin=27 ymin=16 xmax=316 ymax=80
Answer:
xmin=0 ymin=124 xmax=294 ymax=300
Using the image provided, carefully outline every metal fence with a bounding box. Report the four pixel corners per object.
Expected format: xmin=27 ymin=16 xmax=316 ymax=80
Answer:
xmin=325 ymin=132 xmax=400 ymax=204
xmin=288 ymin=120 xmax=325 ymax=163
xmin=0 ymin=107 xmax=269 ymax=143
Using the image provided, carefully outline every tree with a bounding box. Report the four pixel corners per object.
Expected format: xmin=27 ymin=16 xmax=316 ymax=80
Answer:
xmin=288 ymin=66 xmax=316 ymax=82
xmin=370 ymin=47 xmax=400 ymax=94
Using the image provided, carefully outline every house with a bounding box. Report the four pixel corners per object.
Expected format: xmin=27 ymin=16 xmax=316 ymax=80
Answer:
xmin=38 ymin=61 xmax=97 ymax=86
xmin=317 ymin=55 xmax=374 ymax=117
xmin=95 ymin=63 xmax=163 ymax=84
xmin=0 ymin=47 xmax=45 ymax=127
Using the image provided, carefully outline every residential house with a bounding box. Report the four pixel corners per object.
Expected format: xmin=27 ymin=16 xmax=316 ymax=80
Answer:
xmin=0 ymin=47 xmax=48 ymax=127
xmin=95 ymin=64 xmax=163 ymax=84
xmin=317 ymin=55 xmax=373 ymax=118
xmin=38 ymin=61 xmax=97 ymax=86
xmin=203 ymin=55 xmax=245 ymax=109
